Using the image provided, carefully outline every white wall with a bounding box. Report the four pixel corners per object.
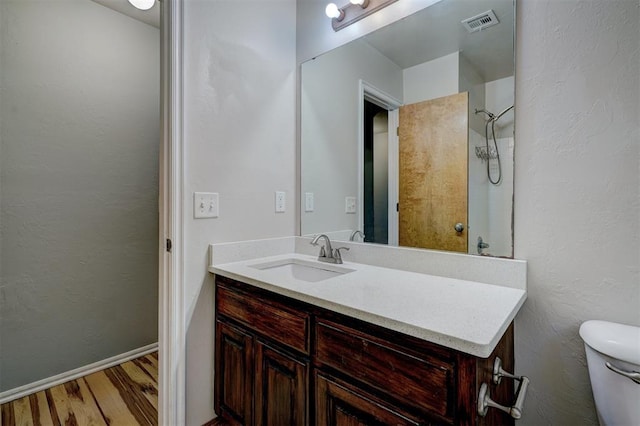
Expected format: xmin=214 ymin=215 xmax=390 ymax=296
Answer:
xmin=295 ymin=0 xmax=640 ymax=423
xmin=402 ymin=51 xmax=458 ymax=104
xmin=468 ymin=128 xmax=489 ymax=254
xmin=514 ymin=0 xmax=639 ymax=423
xmin=301 ymin=39 xmax=402 ymax=237
xmin=459 ymin=53 xmax=486 ymax=135
xmin=486 ymin=76 xmax=514 ymax=138
xmin=0 ymin=0 xmax=159 ymax=391
xmin=182 ymin=0 xmax=297 ymax=424
xmin=488 ymin=136 xmax=513 ymax=257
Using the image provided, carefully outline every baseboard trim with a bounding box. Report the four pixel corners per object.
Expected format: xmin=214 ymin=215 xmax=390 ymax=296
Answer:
xmin=0 ymin=342 xmax=158 ymax=405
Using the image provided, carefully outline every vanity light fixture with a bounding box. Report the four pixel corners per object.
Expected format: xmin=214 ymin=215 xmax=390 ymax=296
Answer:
xmin=350 ymin=0 xmax=370 ymax=7
xmin=325 ymin=3 xmax=345 ymax=21
xmin=325 ymin=0 xmax=397 ymax=32
xmin=128 ymin=0 xmax=155 ymax=11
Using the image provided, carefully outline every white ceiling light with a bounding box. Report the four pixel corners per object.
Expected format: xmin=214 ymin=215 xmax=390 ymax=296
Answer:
xmin=128 ymin=0 xmax=155 ymax=11
xmin=325 ymin=3 xmax=345 ymax=21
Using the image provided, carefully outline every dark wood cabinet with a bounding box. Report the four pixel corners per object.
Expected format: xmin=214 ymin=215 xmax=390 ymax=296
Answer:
xmin=255 ymin=341 xmax=308 ymax=426
xmin=215 ymin=320 xmax=253 ymax=425
xmin=214 ymin=275 xmax=515 ymax=426
xmin=215 ymin=278 xmax=310 ymax=426
xmin=316 ymin=371 xmax=423 ymax=426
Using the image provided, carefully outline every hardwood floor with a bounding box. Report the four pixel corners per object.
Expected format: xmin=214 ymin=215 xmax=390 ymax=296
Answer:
xmin=0 ymin=352 xmax=158 ymax=426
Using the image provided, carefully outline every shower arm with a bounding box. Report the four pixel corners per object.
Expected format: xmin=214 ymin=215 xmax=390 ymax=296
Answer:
xmin=474 ymin=105 xmax=514 ymax=123
xmin=493 ymin=105 xmax=514 ymax=122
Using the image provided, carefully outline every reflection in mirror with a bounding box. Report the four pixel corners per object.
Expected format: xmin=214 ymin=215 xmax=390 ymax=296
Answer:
xmin=301 ymin=0 xmax=515 ymax=257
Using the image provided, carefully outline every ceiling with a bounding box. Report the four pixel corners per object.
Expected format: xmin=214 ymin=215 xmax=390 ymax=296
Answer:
xmin=90 ymin=0 xmax=160 ymax=28
xmin=362 ymin=0 xmax=514 ymax=82
xmin=88 ymin=0 xmax=512 ymax=82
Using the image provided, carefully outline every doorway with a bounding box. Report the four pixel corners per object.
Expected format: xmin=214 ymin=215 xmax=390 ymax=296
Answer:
xmin=358 ymin=81 xmax=402 ymax=246
xmin=363 ymin=101 xmax=389 ymax=244
xmin=0 ymin=0 xmax=160 ymax=402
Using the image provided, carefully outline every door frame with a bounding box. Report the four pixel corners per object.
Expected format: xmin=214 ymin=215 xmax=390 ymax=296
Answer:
xmin=357 ymin=80 xmax=402 ymax=245
xmin=159 ymin=0 xmax=185 ymax=424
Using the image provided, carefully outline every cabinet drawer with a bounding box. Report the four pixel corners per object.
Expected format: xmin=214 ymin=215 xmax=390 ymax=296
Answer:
xmin=216 ymin=284 xmax=310 ymax=354
xmin=315 ymin=320 xmax=455 ymax=419
xmin=315 ymin=371 xmax=422 ymax=426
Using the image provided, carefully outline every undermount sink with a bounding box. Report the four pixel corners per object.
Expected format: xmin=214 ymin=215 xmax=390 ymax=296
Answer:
xmin=249 ymin=258 xmax=354 ymax=283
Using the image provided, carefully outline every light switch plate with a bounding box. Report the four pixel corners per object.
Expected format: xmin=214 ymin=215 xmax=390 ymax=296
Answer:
xmin=275 ymin=191 xmax=286 ymax=213
xmin=345 ymin=196 xmax=356 ymax=214
xmin=305 ymin=192 xmax=314 ymax=212
xmin=194 ymin=192 xmax=219 ymax=218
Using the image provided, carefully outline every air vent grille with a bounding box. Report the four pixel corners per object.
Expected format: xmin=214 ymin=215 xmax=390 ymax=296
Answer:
xmin=461 ymin=10 xmax=499 ymax=33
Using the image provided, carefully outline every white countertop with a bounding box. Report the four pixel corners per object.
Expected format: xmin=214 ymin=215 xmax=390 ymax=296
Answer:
xmin=209 ymin=245 xmax=527 ymax=358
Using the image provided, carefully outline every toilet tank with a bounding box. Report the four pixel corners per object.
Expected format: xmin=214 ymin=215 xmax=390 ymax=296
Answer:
xmin=579 ymin=320 xmax=640 ymax=426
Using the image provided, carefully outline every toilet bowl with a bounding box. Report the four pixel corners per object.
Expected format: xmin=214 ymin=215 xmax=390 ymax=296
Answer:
xmin=579 ymin=320 xmax=640 ymax=426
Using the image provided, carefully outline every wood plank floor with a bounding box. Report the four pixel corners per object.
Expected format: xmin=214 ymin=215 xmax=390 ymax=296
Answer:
xmin=0 ymin=352 xmax=158 ymax=426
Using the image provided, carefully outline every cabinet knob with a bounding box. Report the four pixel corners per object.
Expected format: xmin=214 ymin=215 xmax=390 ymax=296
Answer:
xmin=454 ymin=223 xmax=465 ymax=233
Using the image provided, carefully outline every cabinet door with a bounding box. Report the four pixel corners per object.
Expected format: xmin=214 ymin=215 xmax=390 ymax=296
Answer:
xmin=315 ymin=372 xmax=422 ymax=426
xmin=255 ymin=341 xmax=308 ymax=426
xmin=215 ymin=320 xmax=253 ymax=425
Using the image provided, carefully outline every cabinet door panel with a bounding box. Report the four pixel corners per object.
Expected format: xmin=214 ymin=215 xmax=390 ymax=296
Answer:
xmin=315 ymin=372 xmax=422 ymax=426
xmin=215 ymin=320 xmax=253 ymax=425
xmin=316 ymin=320 xmax=454 ymax=418
xmin=255 ymin=341 xmax=308 ymax=426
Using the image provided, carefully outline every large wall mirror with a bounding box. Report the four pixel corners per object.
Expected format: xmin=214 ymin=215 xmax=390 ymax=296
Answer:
xmin=300 ymin=0 xmax=515 ymax=257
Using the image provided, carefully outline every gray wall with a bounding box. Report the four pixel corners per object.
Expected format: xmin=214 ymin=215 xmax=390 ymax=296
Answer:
xmin=296 ymin=0 xmax=640 ymax=423
xmin=0 ymin=0 xmax=159 ymax=391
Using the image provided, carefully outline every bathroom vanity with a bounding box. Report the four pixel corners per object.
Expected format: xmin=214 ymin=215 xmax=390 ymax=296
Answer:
xmin=209 ymin=237 xmax=528 ymax=426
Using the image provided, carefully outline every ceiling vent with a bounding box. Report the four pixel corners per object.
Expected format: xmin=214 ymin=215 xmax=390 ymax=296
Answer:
xmin=461 ymin=10 xmax=499 ymax=33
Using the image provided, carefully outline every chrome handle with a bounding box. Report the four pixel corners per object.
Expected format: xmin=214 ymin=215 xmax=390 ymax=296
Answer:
xmin=478 ymin=357 xmax=530 ymax=420
xmin=478 ymin=378 xmax=530 ymax=420
xmin=333 ymin=247 xmax=349 ymax=263
xmin=454 ymin=223 xmax=465 ymax=232
xmin=606 ymin=362 xmax=640 ymax=384
xmin=493 ymin=357 xmax=517 ymax=384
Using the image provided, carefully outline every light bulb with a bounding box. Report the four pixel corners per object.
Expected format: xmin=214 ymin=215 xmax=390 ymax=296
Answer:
xmin=350 ymin=0 xmax=370 ymax=7
xmin=325 ymin=3 xmax=344 ymax=20
xmin=128 ymin=0 xmax=155 ymax=11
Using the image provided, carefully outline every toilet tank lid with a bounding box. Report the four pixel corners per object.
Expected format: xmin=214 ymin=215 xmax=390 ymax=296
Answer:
xmin=580 ymin=320 xmax=640 ymax=365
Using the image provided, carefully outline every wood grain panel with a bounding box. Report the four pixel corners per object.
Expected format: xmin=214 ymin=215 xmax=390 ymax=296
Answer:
xmin=215 ymin=320 xmax=254 ymax=426
xmin=1 ymin=353 xmax=158 ymax=426
xmin=217 ymin=284 xmax=310 ymax=354
xmin=254 ymin=341 xmax=308 ymax=426
xmin=315 ymin=372 xmax=423 ymax=426
xmin=315 ymin=320 xmax=454 ymax=419
xmin=399 ymin=92 xmax=468 ymax=252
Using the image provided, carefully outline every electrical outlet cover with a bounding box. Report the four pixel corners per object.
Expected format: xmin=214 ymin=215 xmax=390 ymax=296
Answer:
xmin=194 ymin=192 xmax=219 ymax=218
xmin=305 ymin=192 xmax=314 ymax=212
xmin=275 ymin=191 xmax=286 ymax=213
xmin=345 ymin=196 xmax=356 ymax=214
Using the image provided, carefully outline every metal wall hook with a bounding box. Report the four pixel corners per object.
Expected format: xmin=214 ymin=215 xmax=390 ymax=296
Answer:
xmin=478 ymin=357 xmax=530 ymax=420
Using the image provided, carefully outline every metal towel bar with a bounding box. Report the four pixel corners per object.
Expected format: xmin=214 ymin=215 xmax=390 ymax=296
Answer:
xmin=477 ymin=357 xmax=530 ymax=420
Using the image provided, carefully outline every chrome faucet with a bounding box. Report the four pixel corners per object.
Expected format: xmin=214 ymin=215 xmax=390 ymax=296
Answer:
xmin=349 ymin=230 xmax=365 ymax=242
xmin=477 ymin=236 xmax=490 ymax=255
xmin=310 ymin=234 xmax=349 ymax=264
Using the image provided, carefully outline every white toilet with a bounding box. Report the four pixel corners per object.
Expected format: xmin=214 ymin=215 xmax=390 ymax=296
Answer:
xmin=579 ymin=320 xmax=640 ymax=425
